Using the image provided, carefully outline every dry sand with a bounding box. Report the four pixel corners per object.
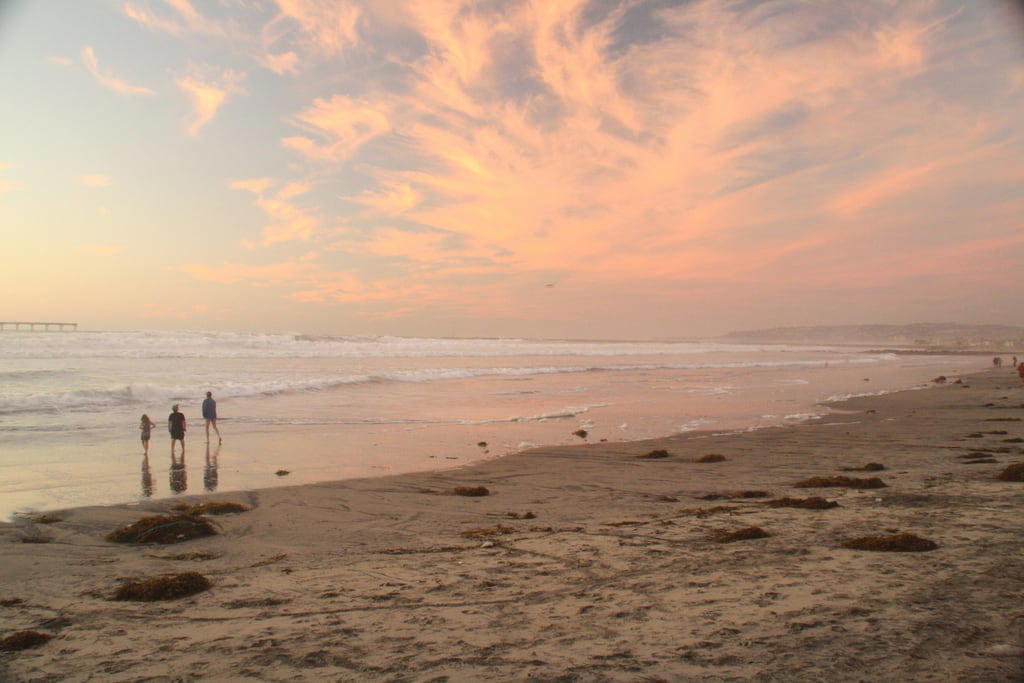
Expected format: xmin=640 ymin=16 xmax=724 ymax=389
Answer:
xmin=2 ymin=369 xmax=1023 ymax=681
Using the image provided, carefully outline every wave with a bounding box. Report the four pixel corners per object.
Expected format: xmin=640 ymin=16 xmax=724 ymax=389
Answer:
xmin=458 ymin=404 xmax=607 ymax=425
xmin=0 ymin=329 xmax=876 ymax=360
xmin=0 ymin=357 xmax=892 ymax=416
xmin=820 ymin=385 xmax=927 ymax=404
xmin=0 ymin=369 xmax=70 ymax=381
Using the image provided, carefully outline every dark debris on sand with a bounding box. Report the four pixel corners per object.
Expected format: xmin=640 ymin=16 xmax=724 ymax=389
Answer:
xmin=841 ymin=533 xmax=937 ymax=552
xmin=996 ymin=463 xmax=1024 ymax=482
xmin=172 ymin=502 xmax=250 ymax=516
xmin=31 ymin=514 xmax=63 ymax=524
xmin=106 ymin=514 xmax=217 ymax=545
xmin=451 ymin=486 xmax=490 ymax=497
xmin=699 ymin=490 xmax=769 ymax=500
xmin=637 ymin=449 xmax=670 ymax=459
xmin=710 ymin=526 xmax=770 ymax=543
xmin=572 ymin=429 xmax=588 ymax=439
xmin=695 ymin=454 xmax=726 ymax=463
xmin=0 ymin=630 xmax=53 ymax=652
xmin=679 ymin=506 xmax=740 ymax=518
xmin=112 ymin=572 xmax=212 ymax=601
xmin=841 ymin=463 xmax=885 ymax=471
xmin=765 ymin=497 xmax=839 ymax=510
xmin=794 ymin=476 xmax=886 ymax=489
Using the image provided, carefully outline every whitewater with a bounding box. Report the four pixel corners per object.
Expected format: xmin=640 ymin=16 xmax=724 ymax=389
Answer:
xmin=0 ymin=330 xmax=989 ymax=519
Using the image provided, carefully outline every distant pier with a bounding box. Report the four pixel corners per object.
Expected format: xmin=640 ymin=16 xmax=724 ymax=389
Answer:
xmin=0 ymin=321 xmax=78 ymax=332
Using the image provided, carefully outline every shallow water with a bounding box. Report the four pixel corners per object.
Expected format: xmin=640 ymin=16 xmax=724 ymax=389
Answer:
xmin=0 ymin=331 xmax=988 ymax=518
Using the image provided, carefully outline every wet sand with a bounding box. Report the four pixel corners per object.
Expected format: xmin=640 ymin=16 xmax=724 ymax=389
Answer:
xmin=2 ymin=369 xmax=1023 ymax=681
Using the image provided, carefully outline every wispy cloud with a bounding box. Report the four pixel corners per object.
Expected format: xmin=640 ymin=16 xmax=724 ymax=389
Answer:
xmin=177 ymin=69 xmax=245 ymax=136
xmin=81 ymin=45 xmax=154 ymax=96
xmin=123 ymin=0 xmax=229 ymax=37
xmin=47 ymin=56 xmax=73 ymax=68
xmin=266 ymin=1 xmax=361 ymax=56
xmin=259 ymin=51 xmax=299 ymax=75
xmin=230 ymin=177 xmax=319 ymax=246
xmin=166 ymin=1 xmax=1024 ymax=325
xmin=282 ymin=95 xmax=391 ymax=161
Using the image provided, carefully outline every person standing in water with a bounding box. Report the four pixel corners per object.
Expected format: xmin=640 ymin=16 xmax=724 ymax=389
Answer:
xmin=168 ymin=404 xmax=187 ymax=456
xmin=139 ymin=414 xmax=156 ymax=455
xmin=202 ymin=391 xmax=222 ymax=444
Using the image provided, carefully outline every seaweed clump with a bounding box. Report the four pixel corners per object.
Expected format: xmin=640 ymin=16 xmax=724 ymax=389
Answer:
xmin=766 ymin=497 xmax=839 ymax=510
xmin=106 ymin=514 xmax=217 ymax=545
xmin=172 ymin=502 xmax=249 ymax=516
xmin=0 ymin=630 xmax=52 ymax=651
xmin=996 ymin=463 xmax=1024 ymax=482
xmin=572 ymin=429 xmax=588 ymax=439
xmin=696 ymin=454 xmax=726 ymax=463
xmin=451 ymin=486 xmax=490 ymax=497
xmin=841 ymin=463 xmax=885 ymax=472
xmin=31 ymin=514 xmax=63 ymax=524
xmin=506 ymin=511 xmax=536 ymax=519
xmin=637 ymin=449 xmax=670 ymax=459
xmin=112 ymin=572 xmax=212 ymax=601
xmin=678 ymin=506 xmax=739 ymax=518
xmin=794 ymin=476 xmax=886 ymax=489
xmin=841 ymin=533 xmax=937 ymax=552
xmin=710 ymin=526 xmax=769 ymax=543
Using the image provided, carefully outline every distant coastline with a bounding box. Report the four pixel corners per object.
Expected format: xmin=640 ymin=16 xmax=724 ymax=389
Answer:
xmin=720 ymin=322 xmax=1024 ymax=353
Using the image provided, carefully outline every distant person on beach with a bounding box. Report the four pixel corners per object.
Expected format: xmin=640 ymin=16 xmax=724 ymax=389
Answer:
xmin=993 ymin=356 xmax=1002 ymax=367
xmin=168 ymin=404 xmax=186 ymax=456
xmin=202 ymin=391 xmax=222 ymax=444
xmin=139 ymin=414 xmax=156 ymax=455
xmin=1013 ymin=356 xmax=1018 ymax=367
xmin=1018 ymin=361 xmax=1024 ymax=385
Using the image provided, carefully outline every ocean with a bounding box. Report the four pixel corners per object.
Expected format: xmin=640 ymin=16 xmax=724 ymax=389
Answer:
xmin=0 ymin=330 xmax=988 ymax=519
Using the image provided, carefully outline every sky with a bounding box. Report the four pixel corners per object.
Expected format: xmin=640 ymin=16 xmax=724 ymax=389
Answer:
xmin=0 ymin=0 xmax=1022 ymax=339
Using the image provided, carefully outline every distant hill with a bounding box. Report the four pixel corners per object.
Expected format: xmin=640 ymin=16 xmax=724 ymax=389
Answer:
xmin=720 ymin=323 xmax=1024 ymax=350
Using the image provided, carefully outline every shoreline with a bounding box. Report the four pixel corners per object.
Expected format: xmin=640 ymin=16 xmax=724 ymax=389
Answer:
xmin=3 ymin=355 xmax=986 ymax=520
xmin=2 ymin=368 xmax=1022 ymax=680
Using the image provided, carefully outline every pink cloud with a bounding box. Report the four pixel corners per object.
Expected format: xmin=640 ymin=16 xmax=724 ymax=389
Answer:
xmin=81 ymin=45 xmax=154 ymax=96
xmin=282 ymin=95 xmax=391 ymax=161
xmin=177 ymin=69 xmax=245 ymax=136
xmin=186 ymin=2 xmax=1024 ymax=327
xmin=229 ymin=177 xmax=320 ymax=246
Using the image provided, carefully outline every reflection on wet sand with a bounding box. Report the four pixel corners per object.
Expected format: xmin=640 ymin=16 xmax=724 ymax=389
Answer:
xmin=170 ymin=453 xmax=187 ymax=494
xmin=204 ymin=443 xmax=219 ymax=492
xmin=141 ymin=454 xmax=153 ymax=498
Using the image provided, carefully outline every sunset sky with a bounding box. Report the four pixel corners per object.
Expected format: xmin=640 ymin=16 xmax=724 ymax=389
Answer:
xmin=1 ymin=0 xmax=1022 ymax=338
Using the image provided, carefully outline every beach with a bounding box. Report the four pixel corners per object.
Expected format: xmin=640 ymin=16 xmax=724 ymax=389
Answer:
xmin=2 ymin=367 xmax=1023 ymax=681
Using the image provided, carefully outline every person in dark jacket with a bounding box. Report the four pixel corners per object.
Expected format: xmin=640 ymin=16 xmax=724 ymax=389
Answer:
xmin=202 ymin=391 xmax=222 ymax=444
xmin=168 ymin=404 xmax=187 ymax=456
